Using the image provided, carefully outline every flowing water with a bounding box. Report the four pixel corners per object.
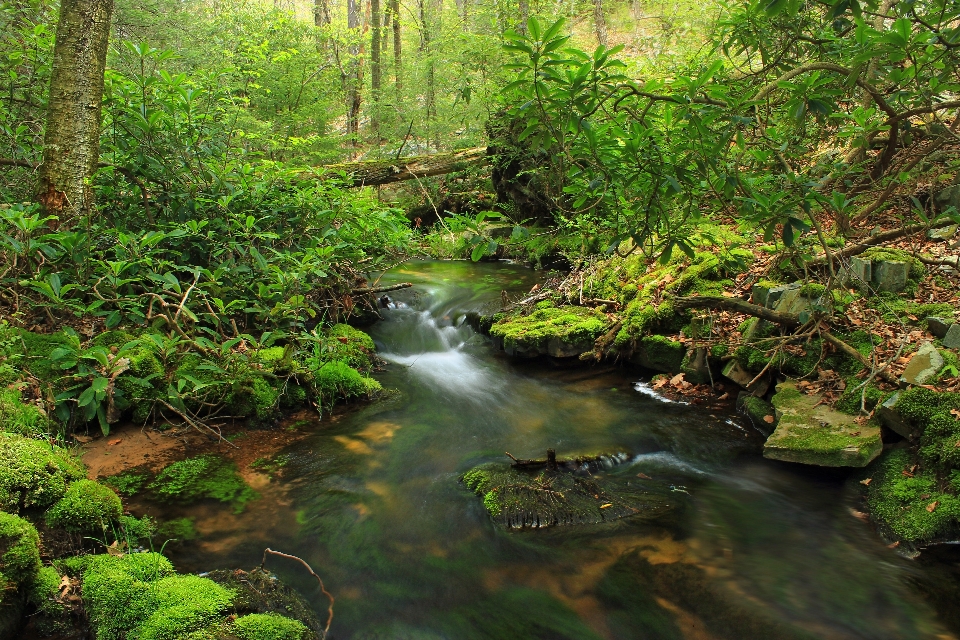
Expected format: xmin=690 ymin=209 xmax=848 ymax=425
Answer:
xmin=165 ymin=260 xmax=960 ymax=639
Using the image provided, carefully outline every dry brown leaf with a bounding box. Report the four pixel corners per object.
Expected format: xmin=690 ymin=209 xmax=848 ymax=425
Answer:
xmin=600 ymin=503 xmax=613 ymax=509
xmin=860 ymin=478 xmax=872 ymax=486
xmin=670 ymin=373 xmax=685 ymax=387
xmin=951 ymin=408 xmax=960 ymax=420
xmin=927 ymin=501 xmax=939 ymax=513
xmin=108 ymin=439 xmax=122 ymax=446
xmin=763 ymin=415 xmax=775 ymax=424
xmin=637 ymin=473 xmax=652 ymax=480
xmin=718 ymin=392 xmax=729 ymax=401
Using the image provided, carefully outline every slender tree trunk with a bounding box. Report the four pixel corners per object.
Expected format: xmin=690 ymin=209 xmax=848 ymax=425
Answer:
xmin=391 ymin=0 xmax=402 ymax=97
xmin=346 ymin=0 xmax=362 ymax=142
xmin=593 ymin=0 xmax=608 ymax=46
xmin=518 ymin=0 xmax=528 ymax=34
xmin=419 ymin=0 xmax=435 ymax=144
xmin=370 ymin=0 xmax=382 ymax=135
xmin=39 ymin=0 xmax=114 ymax=226
xmin=314 ymin=0 xmax=331 ymax=25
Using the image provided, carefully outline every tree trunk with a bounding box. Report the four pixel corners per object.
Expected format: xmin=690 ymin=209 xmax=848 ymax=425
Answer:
xmin=391 ymin=0 xmax=402 ymax=97
xmin=314 ymin=0 xmax=331 ymax=25
xmin=370 ymin=0 xmax=382 ymax=135
xmin=315 ymin=146 xmax=488 ymax=186
xmin=419 ymin=0 xmax=436 ymax=143
xmin=518 ymin=0 xmax=528 ymax=34
xmin=593 ymin=0 xmax=608 ymax=46
xmin=39 ymin=0 xmax=114 ymax=226
xmin=346 ymin=0 xmax=362 ymax=142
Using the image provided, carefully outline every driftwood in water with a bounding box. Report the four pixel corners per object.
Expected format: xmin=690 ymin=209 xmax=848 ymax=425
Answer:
xmin=317 ymin=147 xmax=488 ymax=187
xmin=504 ymin=449 xmax=628 ymax=473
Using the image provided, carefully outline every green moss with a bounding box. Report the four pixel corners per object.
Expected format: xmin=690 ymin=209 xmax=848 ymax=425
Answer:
xmin=798 ymin=283 xmax=826 ymax=298
xmin=0 ymin=433 xmax=85 ymax=513
xmin=861 ymin=247 xmax=925 ymax=279
xmin=866 ymin=449 xmax=960 ymax=543
xmin=149 ymin=455 xmax=257 ymax=513
xmin=311 ymin=360 xmax=382 ymax=402
xmin=314 ymin=324 xmax=377 ymax=373
xmin=0 ymin=387 xmax=47 ymax=436
xmin=226 ymin=374 xmax=281 ymax=426
xmin=636 ymin=335 xmax=686 ymax=373
xmin=233 ymin=613 xmax=308 ymax=640
xmin=710 ymin=343 xmax=729 ymax=358
xmin=103 ymin=470 xmax=149 ymax=496
xmin=118 ymin=514 xmax=157 ymax=544
xmin=45 ymin=479 xmax=122 ymax=533
xmin=835 ymin=383 xmax=887 ymax=416
xmin=489 ymin=305 xmax=608 ymax=351
xmin=16 ymin=329 xmax=71 ymax=386
xmin=0 ymin=512 xmax=40 ymax=601
xmin=892 ymin=388 xmax=960 ymax=469
xmin=81 ymin=553 xmax=231 ymax=640
xmin=28 ymin=564 xmax=73 ymax=634
xmin=156 ymin=517 xmax=198 ymax=542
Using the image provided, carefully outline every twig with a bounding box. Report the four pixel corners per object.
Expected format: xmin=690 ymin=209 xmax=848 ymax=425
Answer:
xmin=351 ymin=282 xmax=413 ymax=295
xmin=157 ymin=400 xmax=238 ymax=448
xmin=260 ymin=548 xmax=334 ymax=638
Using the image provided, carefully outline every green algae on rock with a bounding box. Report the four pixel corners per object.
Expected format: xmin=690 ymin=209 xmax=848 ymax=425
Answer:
xmin=461 ymin=458 xmax=676 ymax=529
xmin=489 ymin=303 xmax=608 ymax=358
xmin=763 ymin=381 xmax=882 ymax=467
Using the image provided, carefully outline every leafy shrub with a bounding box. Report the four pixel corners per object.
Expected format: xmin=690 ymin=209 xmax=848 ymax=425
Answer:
xmin=233 ymin=612 xmax=308 ymax=640
xmin=45 ymin=479 xmax=123 ymax=533
xmin=0 ymin=511 xmax=40 ymax=601
xmin=0 ymin=433 xmax=85 ymax=513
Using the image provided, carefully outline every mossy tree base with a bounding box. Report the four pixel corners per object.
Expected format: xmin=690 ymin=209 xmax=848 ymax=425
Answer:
xmin=763 ymin=381 xmax=882 ymax=467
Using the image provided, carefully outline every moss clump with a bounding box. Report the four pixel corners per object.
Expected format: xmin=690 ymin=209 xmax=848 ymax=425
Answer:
xmin=82 ymin=552 xmax=232 ymax=640
xmin=149 ymin=455 xmax=257 ymax=512
xmin=893 ymin=388 xmax=960 ymax=469
xmin=489 ymin=306 xmax=607 ymax=352
xmin=635 ymin=335 xmax=686 ymax=373
xmin=16 ymin=329 xmax=71 ymax=387
xmin=0 ymin=387 xmax=46 ymax=436
xmin=835 ymin=383 xmax=888 ymax=416
xmin=861 ymin=247 xmax=925 ymax=279
xmin=45 ymin=479 xmax=122 ymax=533
xmin=117 ymin=514 xmax=157 ymax=544
xmin=226 ymin=374 xmax=282 ymax=427
xmin=103 ymin=471 xmax=149 ymax=496
xmin=0 ymin=433 xmax=85 ymax=513
xmin=311 ymin=361 xmax=382 ymax=402
xmin=865 ymin=449 xmax=960 ymax=544
xmin=0 ymin=512 xmax=40 ymax=601
xmin=28 ymin=564 xmax=70 ymax=633
xmin=233 ymin=613 xmax=308 ymax=640
xmin=798 ymin=282 xmax=826 ymax=298
xmin=314 ymin=324 xmax=376 ymax=373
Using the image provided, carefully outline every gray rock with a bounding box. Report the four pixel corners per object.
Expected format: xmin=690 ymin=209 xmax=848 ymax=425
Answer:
xmin=877 ymin=391 xmax=920 ymax=439
xmin=847 ymin=255 xmax=909 ymax=293
xmin=934 ymin=184 xmax=960 ymax=215
xmin=928 ymin=224 xmax=958 ymax=241
xmin=765 ymin=283 xmax=800 ymax=309
xmin=900 ymin=342 xmax=945 ymax=386
xmin=681 ymin=347 xmax=713 ymax=384
xmin=943 ymin=324 xmax=960 ymax=350
xmin=737 ymin=392 xmax=776 ymax=436
xmin=546 ymin=337 xmax=594 ymax=358
xmin=722 ymin=360 xmax=770 ymax=396
xmin=927 ymin=316 xmax=953 ymax=339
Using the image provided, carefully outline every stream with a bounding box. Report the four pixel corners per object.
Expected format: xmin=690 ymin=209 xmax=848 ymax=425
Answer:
xmin=165 ymin=260 xmax=960 ymax=639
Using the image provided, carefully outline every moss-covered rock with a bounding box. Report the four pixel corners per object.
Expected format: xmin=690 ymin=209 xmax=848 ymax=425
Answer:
xmin=737 ymin=393 xmax=776 ymax=436
xmin=45 ymin=479 xmax=122 ymax=533
xmin=0 ymin=387 xmax=46 ymax=437
xmin=0 ymin=512 xmax=40 ymax=601
xmin=489 ymin=306 xmax=608 ymax=358
xmin=631 ymin=335 xmax=686 ymax=373
xmin=893 ymin=387 xmax=960 ymax=469
xmin=233 ymin=613 xmax=308 ymax=640
xmin=763 ymin=381 xmax=882 ymax=467
xmin=205 ymin=568 xmax=322 ymax=640
xmin=0 ymin=433 xmax=85 ymax=513
xmin=461 ymin=459 xmax=677 ymax=529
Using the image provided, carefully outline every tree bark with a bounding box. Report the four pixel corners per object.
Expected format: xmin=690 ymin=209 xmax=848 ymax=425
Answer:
xmin=316 ymin=146 xmax=488 ymax=186
xmin=593 ymin=0 xmax=608 ymax=46
xmin=370 ymin=0 xmax=382 ymax=134
xmin=419 ymin=0 xmax=436 ymax=143
xmin=346 ymin=0 xmax=362 ymax=142
xmin=391 ymin=0 xmax=402 ymax=97
xmin=314 ymin=0 xmax=331 ymax=25
xmin=39 ymin=0 xmax=115 ymax=226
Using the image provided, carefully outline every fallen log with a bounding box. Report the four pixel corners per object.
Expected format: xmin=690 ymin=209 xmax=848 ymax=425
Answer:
xmin=673 ymin=295 xmax=802 ymax=328
xmin=317 ymin=147 xmax=489 ymax=187
xmin=351 ymin=282 xmax=412 ymax=295
xmin=505 ymin=449 xmax=629 ymax=473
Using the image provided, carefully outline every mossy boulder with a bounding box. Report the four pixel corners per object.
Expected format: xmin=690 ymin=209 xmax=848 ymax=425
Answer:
xmin=461 ymin=459 xmax=677 ymax=529
xmin=45 ymin=479 xmax=122 ymax=533
xmin=205 ymin=568 xmax=322 ymax=640
xmin=233 ymin=612 xmax=309 ymax=640
xmin=489 ymin=305 xmax=608 ymax=358
xmin=0 ymin=388 xmax=46 ymax=437
xmin=0 ymin=512 xmax=40 ymax=601
xmin=762 ymin=381 xmax=882 ymax=467
xmin=630 ymin=335 xmax=686 ymax=373
xmin=0 ymin=433 xmax=85 ymax=513
xmin=737 ymin=393 xmax=776 ymax=436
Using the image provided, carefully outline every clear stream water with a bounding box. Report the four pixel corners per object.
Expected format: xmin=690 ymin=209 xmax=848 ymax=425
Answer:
xmin=164 ymin=260 xmax=960 ymax=639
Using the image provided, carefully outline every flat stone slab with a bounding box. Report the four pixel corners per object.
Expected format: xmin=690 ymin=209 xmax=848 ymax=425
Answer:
xmin=763 ymin=381 xmax=882 ymax=467
xmin=942 ymin=324 xmax=960 ymax=350
xmin=900 ymin=341 xmax=944 ymax=386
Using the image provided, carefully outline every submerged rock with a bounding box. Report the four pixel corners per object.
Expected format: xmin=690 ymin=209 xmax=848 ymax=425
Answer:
xmin=462 ymin=455 xmax=676 ymax=529
xmin=763 ymin=381 xmax=882 ymax=467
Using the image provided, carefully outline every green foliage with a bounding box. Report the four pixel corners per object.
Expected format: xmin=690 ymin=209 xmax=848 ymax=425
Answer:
xmin=233 ymin=613 xmax=308 ymax=640
xmin=45 ymin=479 xmax=123 ymax=533
xmin=149 ymin=455 xmax=257 ymax=512
xmin=0 ymin=433 xmax=86 ymax=513
xmin=0 ymin=511 xmax=40 ymax=601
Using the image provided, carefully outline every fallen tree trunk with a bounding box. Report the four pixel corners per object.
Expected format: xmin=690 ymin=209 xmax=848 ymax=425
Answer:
xmin=318 ymin=147 xmax=489 ymax=187
xmin=673 ymin=295 xmax=802 ymax=328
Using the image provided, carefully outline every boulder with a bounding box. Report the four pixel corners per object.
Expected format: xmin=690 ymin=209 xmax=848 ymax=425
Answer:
xmin=631 ymin=335 xmax=686 ymax=373
xmin=762 ymin=381 xmax=882 ymax=467
xmin=849 ymin=255 xmax=909 ymax=293
xmin=926 ymin=316 xmax=953 ymax=339
xmin=751 ymin=282 xmax=798 ymax=309
xmin=681 ymin=347 xmax=717 ymax=384
xmin=900 ymin=342 xmax=944 ymax=386
xmin=934 ymin=184 xmax=960 ymax=215
xmin=488 ymin=304 xmax=608 ymax=359
xmin=877 ymin=391 xmax=920 ymax=439
xmin=942 ymin=324 xmax=960 ymax=350
xmin=928 ymin=224 xmax=958 ymax=241
xmin=722 ymin=360 xmax=770 ymax=396
xmin=737 ymin=392 xmax=776 ymax=436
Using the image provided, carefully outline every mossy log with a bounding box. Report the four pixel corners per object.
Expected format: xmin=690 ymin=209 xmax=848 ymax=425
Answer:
xmin=317 ymin=147 xmax=488 ymax=187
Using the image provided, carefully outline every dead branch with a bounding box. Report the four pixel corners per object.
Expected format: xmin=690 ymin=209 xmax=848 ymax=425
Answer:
xmin=260 ymin=548 xmax=334 ymax=639
xmin=821 ymin=332 xmax=899 ymax=385
xmin=157 ymin=400 xmax=238 ymax=448
xmin=673 ymin=295 xmax=802 ymax=328
xmin=351 ymin=282 xmax=412 ymax=295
